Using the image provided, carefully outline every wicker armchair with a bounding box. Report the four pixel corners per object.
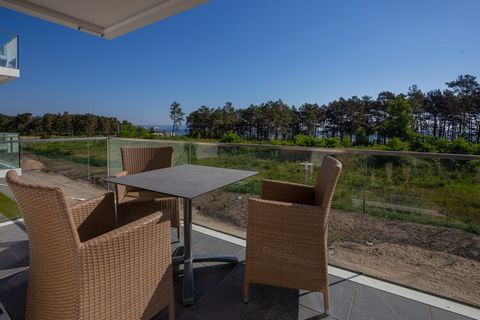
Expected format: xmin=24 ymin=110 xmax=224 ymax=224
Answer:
xmin=243 ymin=156 xmax=342 ymax=314
xmin=116 ymin=146 xmax=180 ymax=235
xmin=6 ymin=170 xmax=174 ymax=320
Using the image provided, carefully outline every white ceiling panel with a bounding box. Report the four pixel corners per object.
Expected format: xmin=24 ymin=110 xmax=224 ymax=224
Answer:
xmin=0 ymin=0 xmax=207 ymax=39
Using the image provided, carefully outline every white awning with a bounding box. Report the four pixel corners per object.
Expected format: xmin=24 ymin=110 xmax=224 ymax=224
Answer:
xmin=0 ymin=0 xmax=207 ymax=39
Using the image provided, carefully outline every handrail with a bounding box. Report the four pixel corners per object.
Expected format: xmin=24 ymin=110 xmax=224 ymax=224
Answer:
xmin=1 ymin=136 xmax=479 ymax=161
xmin=110 ymin=137 xmax=480 ymax=161
xmin=16 ymin=137 xmax=108 ymax=143
xmin=0 ymin=29 xmax=19 ymax=38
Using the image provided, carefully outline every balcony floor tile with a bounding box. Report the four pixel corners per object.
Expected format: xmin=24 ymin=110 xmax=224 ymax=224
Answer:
xmin=0 ymin=222 xmax=476 ymax=320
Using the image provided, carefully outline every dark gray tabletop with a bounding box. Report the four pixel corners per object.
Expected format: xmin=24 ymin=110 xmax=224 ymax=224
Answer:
xmin=106 ymin=164 xmax=258 ymax=199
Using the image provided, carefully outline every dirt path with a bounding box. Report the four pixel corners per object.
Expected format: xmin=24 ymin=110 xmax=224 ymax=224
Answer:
xmin=15 ymin=155 xmax=107 ymax=205
xmin=18 ymin=170 xmax=107 ymax=204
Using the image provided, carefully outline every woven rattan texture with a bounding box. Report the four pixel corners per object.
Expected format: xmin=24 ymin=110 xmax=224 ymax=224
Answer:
xmin=243 ymin=156 xmax=343 ymax=313
xmin=6 ymin=170 xmax=174 ymax=320
xmin=116 ymin=146 xmax=180 ymax=232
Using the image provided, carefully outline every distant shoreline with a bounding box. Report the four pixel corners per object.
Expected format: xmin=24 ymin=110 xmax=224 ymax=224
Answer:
xmin=141 ymin=125 xmax=186 ymax=136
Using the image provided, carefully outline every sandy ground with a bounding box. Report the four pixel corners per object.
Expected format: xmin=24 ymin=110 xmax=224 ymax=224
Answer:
xmin=6 ymin=155 xmax=107 ymax=205
xmin=9 ymin=155 xmax=480 ymax=307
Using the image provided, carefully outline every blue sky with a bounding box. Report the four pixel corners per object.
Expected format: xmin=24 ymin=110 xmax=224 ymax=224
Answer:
xmin=1 ymin=0 xmax=480 ymax=125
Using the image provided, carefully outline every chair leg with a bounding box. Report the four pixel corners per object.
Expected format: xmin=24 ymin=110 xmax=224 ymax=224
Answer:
xmin=168 ymin=297 xmax=175 ymax=320
xmin=323 ymin=289 xmax=330 ymax=315
xmin=243 ymin=282 xmax=250 ymax=304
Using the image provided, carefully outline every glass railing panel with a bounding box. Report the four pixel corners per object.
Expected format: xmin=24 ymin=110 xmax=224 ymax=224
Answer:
xmin=353 ymin=153 xmax=479 ymax=307
xmin=18 ymin=138 xmax=108 ymax=202
xmin=0 ymin=136 xmax=20 ymax=171
xmin=20 ymin=139 xmax=108 ymax=182
xmin=0 ymin=32 xmax=18 ymax=69
xmin=189 ymin=144 xmax=319 ymax=238
xmin=188 ymin=144 xmax=480 ymax=307
xmin=108 ymin=138 xmax=189 ymax=177
xmin=2 ymin=138 xmax=110 ymax=223
xmin=0 ymin=136 xmax=21 ymax=223
xmin=318 ymin=153 xmax=369 ymax=269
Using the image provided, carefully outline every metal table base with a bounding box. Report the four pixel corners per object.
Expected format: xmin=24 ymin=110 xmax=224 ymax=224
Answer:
xmin=173 ymin=198 xmax=238 ymax=305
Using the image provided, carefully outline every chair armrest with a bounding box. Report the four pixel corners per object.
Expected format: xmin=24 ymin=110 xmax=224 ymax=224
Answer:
xmin=114 ymin=170 xmax=128 ymax=202
xmin=79 ymin=212 xmax=172 ymax=317
xmin=116 ymin=197 xmax=176 ymax=226
xmin=70 ymin=193 xmax=116 ymax=242
xmin=248 ymin=198 xmax=326 ymax=241
xmin=261 ymin=179 xmax=315 ymax=205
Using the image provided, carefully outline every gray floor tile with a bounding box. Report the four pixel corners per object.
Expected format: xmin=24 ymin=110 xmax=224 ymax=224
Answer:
xmin=0 ymin=270 xmax=28 ymax=320
xmin=378 ymin=289 xmax=431 ymax=320
xmin=0 ymin=242 xmax=29 ymax=269
xmin=0 ymin=223 xmax=477 ymax=320
xmin=177 ymin=309 xmax=207 ymax=320
xmin=263 ymin=300 xmax=333 ymax=320
xmin=429 ymin=306 xmax=474 ymax=320
xmin=349 ymin=284 xmax=403 ymax=320
xmin=300 ymin=275 xmax=357 ymax=320
xmin=192 ymin=236 xmax=244 ymax=260
xmin=236 ymin=248 xmax=245 ymax=262
xmin=0 ymin=223 xmax=27 ymax=243
xmin=190 ymin=283 xmax=260 ymax=320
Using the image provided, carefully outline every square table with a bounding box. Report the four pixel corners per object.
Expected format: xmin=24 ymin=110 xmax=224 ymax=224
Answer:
xmin=106 ymin=164 xmax=258 ymax=305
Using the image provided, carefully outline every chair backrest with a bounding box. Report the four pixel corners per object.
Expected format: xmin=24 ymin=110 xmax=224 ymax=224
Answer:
xmin=6 ymin=170 xmax=80 ymax=317
xmin=121 ymin=146 xmax=174 ymax=174
xmin=314 ymin=156 xmax=343 ymax=211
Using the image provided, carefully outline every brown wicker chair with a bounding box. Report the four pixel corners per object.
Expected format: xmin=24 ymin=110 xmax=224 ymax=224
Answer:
xmin=116 ymin=146 xmax=180 ymax=235
xmin=6 ymin=170 xmax=174 ymax=320
xmin=243 ymin=156 xmax=342 ymax=314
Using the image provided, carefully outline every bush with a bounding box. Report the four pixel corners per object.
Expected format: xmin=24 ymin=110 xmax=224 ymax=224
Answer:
xmin=341 ymin=136 xmax=352 ymax=147
xmin=354 ymin=127 xmax=369 ymax=146
xmin=436 ymin=138 xmax=452 ymax=154
xmin=386 ymin=138 xmax=409 ymax=151
xmin=220 ymin=131 xmax=243 ymax=143
xmin=321 ymin=137 xmax=341 ymax=148
xmin=293 ymin=134 xmax=318 ymax=147
xmin=409 ymin=135 xmax=436 ymax=152
xmin=450 ymin=137 xmax=475 ymax=154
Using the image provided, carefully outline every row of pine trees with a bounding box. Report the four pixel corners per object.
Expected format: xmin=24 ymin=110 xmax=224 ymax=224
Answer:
xmin=186 ymin=75 xmax=480 ymax=144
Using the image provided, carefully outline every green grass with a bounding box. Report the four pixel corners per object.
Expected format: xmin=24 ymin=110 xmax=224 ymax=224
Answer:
xmin=20 ymin=140 xmax=480 ymax=234
xmin=0 ymin=192 xmax=20 ymax=220
xmin=191 ymin=146 xmax=480 ymax=235
xmin=23 ymin=140 xmax=108 ymax=167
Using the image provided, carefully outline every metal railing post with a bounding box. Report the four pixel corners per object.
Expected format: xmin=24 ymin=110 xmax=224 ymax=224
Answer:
xmin=188 ymin=143 xmax=192 ymax=164
xmin=362 ymin=155 xmax=367 ymax=215
xmin=86 ymin=143 xmax=91 ymax=182
xmin=106 ymin=137 xmax=111 ymax=191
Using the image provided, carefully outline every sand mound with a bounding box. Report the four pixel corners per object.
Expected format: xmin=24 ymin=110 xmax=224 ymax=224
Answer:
xmin=21 ymin=157 xmax=45 ymax=170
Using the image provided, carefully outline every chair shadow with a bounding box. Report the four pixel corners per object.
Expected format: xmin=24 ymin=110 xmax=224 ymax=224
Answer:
xmin=0 ymin=240 xmax=29 ymax=272
xmin=12 ymin=219 xmax=27 ymax=233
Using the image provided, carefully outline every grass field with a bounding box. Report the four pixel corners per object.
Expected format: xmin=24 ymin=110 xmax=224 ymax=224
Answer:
xmin=20 ymin=140 xmax=480 ymax=234
xmin=190 ymin=146 xmax=480 ymax=234
xmin=0 ymin=192 xmax=20 ymax=221
xmin=23 ymin=140 xmax=108 ymax=167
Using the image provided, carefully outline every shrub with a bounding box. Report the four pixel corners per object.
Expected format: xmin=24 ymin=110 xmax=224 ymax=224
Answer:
xmin=321 ymin=137 xmax=341 ymax=148
xmin=450 ymin=137 xmax=475 ymax=154
xmin=436 ymin=138 xmax=452 ymax=154
xmin=386 ymin=137 xmax=409 ymax=151
xmin=293 ymin=134 xmax=319 ymax=147
xmin=409 ymin=134 xmax=436 ymax=152
xmin=220 ymin=131 xmax=243 ymax=143
xmin=354 ymin=127 xmax=369 ymax=146
xmin=341 ymin=136 xmax=352 ymax=147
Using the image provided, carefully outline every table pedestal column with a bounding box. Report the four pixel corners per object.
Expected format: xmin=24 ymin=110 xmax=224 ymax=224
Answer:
xmin=182 ymin=198 xmax=194 ymax=305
